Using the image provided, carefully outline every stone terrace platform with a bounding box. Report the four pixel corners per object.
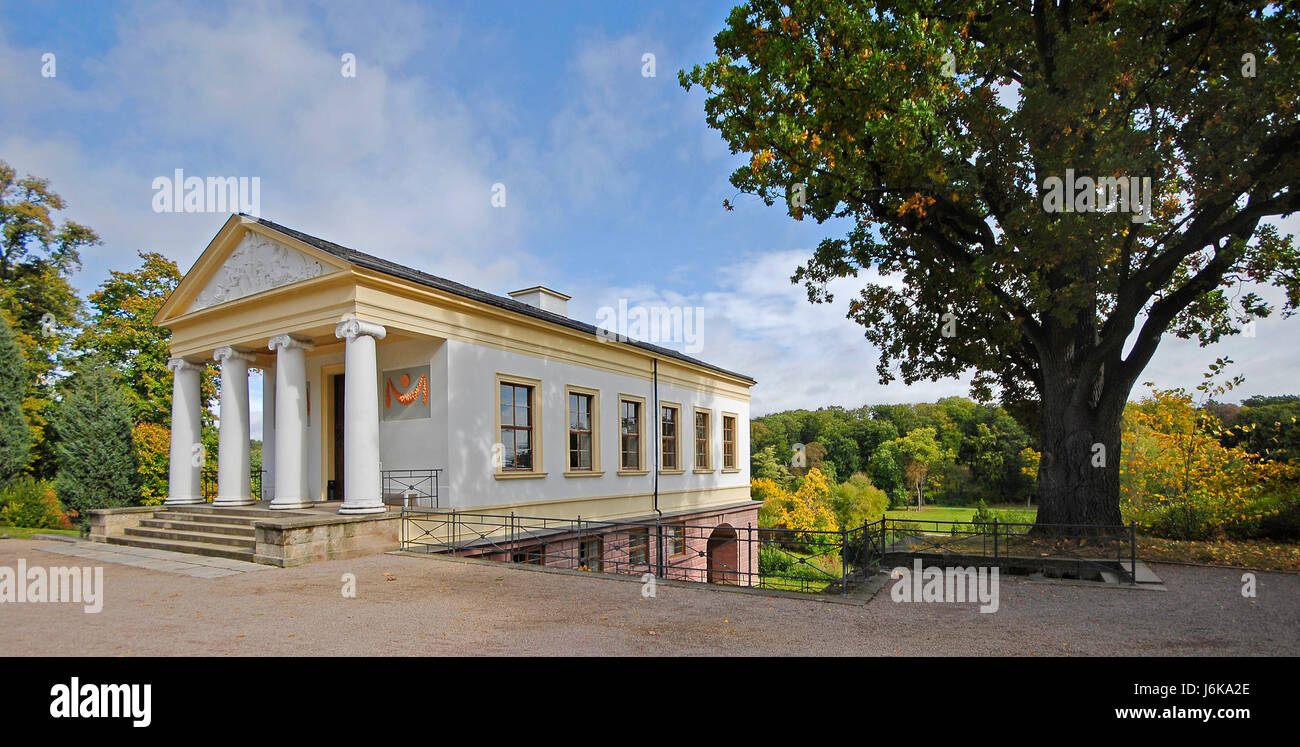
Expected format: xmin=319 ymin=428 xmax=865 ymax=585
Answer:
xmin=87 ymin=501 xmax=401 ymax=567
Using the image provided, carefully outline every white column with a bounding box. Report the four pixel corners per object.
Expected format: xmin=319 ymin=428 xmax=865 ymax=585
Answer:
xmin=165 ymin=358 xmax=206 ymax=505
xmin=335 ymin=318 xmax=386 ymax=514
xmin=268 ymin=334 xmax=315 ymax=510
xmin=260 ymin=364 xmax=276 ymax=502
xmin=213 ymin=346 xmax=255 ymax=507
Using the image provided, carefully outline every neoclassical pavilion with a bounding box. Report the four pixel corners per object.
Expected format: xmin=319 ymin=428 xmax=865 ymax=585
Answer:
xmin=153 ymin=213 xmax=758 ymax=539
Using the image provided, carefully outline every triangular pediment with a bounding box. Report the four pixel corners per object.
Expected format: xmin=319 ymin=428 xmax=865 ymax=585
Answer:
xmin=155 ymin=216 xmax=356 ymax=325
xmin=188 ymin=230 xmax=333 ymax=312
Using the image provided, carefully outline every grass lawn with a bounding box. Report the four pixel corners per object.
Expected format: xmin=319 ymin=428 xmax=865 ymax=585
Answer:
xmin=0 ymin=524 xmax=82 ymax=540
xmin=884 ymin=504 xmax=1038 ymax=528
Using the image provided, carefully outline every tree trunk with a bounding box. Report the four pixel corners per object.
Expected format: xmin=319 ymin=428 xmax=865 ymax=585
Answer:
xmin=1032 ymin=378 xmax=1125 ymax=535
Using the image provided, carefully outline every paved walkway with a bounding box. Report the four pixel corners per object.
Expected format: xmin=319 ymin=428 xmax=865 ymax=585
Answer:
xmin=2 ymin=537 xmax=1297 ymax=655
xmin=28 ymin=538 xmax=270 ymax=578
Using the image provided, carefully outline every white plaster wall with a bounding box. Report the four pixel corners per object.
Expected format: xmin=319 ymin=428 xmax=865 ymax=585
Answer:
xmin=306 ymin=338 xmax=448 ymax=503
xmin=444 ymin=338 xmax=750 ymax=510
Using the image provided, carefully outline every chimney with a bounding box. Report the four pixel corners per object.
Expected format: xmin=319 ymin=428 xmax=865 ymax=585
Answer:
xmin=508 ymin=286 xmax=570 ymax=317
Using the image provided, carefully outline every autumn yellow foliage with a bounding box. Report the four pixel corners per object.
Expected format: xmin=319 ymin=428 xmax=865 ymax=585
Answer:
xmin=1121 ymin=389 xmax=1299 ymax=540
xmin=756 ymin=468 xmax=839 ymax=541
xmin=133 ymin=421 xmax=170 ymax=506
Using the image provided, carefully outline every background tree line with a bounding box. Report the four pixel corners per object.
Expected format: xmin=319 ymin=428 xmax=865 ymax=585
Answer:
xmin=750 ymin=383 xmax=1300 ymax=542
xmin=751 ymin=398 xmax=1038 ymax=509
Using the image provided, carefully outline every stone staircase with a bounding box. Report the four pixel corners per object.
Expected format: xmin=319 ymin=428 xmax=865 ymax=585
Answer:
xmin=104 ymin=506 xmax=278 ymax=562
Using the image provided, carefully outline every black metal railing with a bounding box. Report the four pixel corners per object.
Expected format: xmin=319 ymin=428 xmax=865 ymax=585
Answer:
xmin=200 ymin=469 xmax=267 ymax=501
xmin=865 ymin=516 xmax=1139 ymax=584
xmin=400 ymin=507 xmax=876 ymax=595
xmin=383 ymin=469 xmax=441 ymax=508
xmin=400 ymin=509 xmax=1141 ymax=591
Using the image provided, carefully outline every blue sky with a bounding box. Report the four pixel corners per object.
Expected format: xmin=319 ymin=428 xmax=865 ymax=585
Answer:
xmin=2 ymin=0 xmax=1297 ymax=424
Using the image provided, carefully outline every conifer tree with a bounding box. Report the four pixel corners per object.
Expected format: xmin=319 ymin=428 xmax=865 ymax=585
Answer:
xmin=0 ymin=312 xmax=32 ymax=486
xmin=53 ymin=362 xmax=140 ymax=522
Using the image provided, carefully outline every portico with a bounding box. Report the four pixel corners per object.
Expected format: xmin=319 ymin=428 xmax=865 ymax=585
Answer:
xmin=154 ymin=215 xmax=440 ymax=516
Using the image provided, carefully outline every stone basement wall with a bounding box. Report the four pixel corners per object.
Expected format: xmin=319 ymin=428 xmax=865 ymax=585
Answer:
xmin=463 ymin=504 xmax=761 ymax=586
xmin=253 ymin=511 xmax=402 ymax=567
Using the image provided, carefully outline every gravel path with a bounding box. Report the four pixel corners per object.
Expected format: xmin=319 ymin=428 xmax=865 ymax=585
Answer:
xmin=1 ymin=539 xmax=1295 ymax=656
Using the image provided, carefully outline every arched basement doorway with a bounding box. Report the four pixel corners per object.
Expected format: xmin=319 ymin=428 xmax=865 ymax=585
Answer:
xmin=706 ymin=524 xmax=739 ymax=585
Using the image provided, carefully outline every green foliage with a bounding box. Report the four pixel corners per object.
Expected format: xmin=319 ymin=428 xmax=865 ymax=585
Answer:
xmin=0 ymin=312 xmax=32 ymax=486
xmin=73 ymin=252 xmax=189 ymax=426
xmin=0 ymin=477 xmax=69 ymax=529
xmin=0 ymin=161 xmax=98 ymax=480
xmin=755 ymin=398 xmax=1034 ymax=506
xmin=751 ymin=444 xmax=794 ymax=485
xmin=684 ymin=2 xmax=1300 ymax=527
xmin=1212 ymin=394 xmax=1300 ymax=463
xmin=830 ymin=472 xmax=888 ymax=529
xmin=971 ymin=499 xmax=994 ymax=527
xmin=758 ymin=543 xmax=794 ymax=575
xmin=53 ymin=364 xmax=140 ymax=525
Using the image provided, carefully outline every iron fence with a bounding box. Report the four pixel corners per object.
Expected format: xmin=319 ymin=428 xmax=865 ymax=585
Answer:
xmin=399 ymin=509 xmax=1140 ymax=593
xmin=200 ymin=469 xmax=266 ymax=501
xmin=382 ymin=469 xmax=441 ymax=508
xmin=400 ymin=508 xmax=877 ymax=594
xmin=866 ymin=516 xmax=1138 ymax=584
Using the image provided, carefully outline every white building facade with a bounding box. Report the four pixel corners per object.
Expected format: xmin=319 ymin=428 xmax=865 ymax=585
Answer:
xmin=154 ymin=215 xmax=757 ymax=533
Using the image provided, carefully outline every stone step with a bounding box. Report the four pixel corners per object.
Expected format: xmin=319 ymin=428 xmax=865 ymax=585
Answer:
xmin=1118 ymin=560 xmax=1163 ymax=584
xmin=176 ymin=505 xmax=305 ymax=518
xmin=154 ymin=511 xmax=259 ymax=527
xmin=123 ymin=526 xmax=255 ymax=549
xmin=105 ymin=534 xmax=255 ymax=562
xmin=139 ymin=518 xmax=256 ymax=537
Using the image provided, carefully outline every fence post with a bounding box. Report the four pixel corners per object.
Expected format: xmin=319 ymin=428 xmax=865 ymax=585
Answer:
xmin=992 ymin=518 xmax=999 ymax=565
xmin=748 ymin=523 xmax=754 ymax=587
xmin=879 ymin=518 xmax=885 ymax=565
xmin=1129 ymin=520 xmax=1137 ymax=586
xmin=840 ymin=528 xmax=848 ymax=596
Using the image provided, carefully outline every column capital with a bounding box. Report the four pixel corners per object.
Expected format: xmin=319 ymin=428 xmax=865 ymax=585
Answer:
xmin=167 ymin=357 xmax=206 ymax=374
xmin=268 ymin=334 xmax=315 ymax=353
xmin=335 ymin=317 xmax=387 ymax=341
xmin=213 ymin=346 xmax=256 ymax=363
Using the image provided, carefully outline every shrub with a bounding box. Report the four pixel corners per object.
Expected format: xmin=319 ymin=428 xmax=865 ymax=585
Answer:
xmin=0 ymin=478 xmax=70 ymax=529
xmin=1258 ymin=495 xmax=1300 ymax=540
xmin=971 ymin=499 xmax=994 ymax=527
xmin=1121 ymin=389 xmax=1300 ymax=540
xmin=133 ymin=421 xmax=170 ymax=506
xmin=758 ymin=544 xmax=794 ymax=575
xmin=830 ymin=472 xmax=889 ymax=529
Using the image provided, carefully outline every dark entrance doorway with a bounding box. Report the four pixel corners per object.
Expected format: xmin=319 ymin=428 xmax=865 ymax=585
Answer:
xmin=706 ymin=524 xmax=739 ymax=585
xmin=332 ymin=373 xmax=345 ymax=502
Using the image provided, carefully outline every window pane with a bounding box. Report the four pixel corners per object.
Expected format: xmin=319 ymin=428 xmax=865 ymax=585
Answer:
xmin=501 ymin=430 xmax=516 ymax=470
xmin=516 ymin=430 xmax=531 ymax=470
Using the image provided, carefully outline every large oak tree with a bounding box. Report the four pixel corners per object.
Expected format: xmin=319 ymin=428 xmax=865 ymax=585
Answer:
xmin=682 ymin=1 xmax=1300 ymax=530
